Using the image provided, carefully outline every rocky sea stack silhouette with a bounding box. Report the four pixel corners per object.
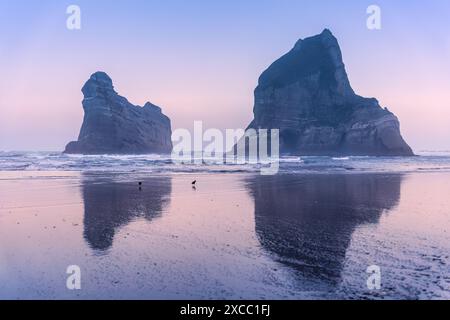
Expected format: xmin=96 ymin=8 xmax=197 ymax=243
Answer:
xmin=64 ymin=72 xmax=172 ymax=154
xmin=243 ymin=29 xmax=413 ymax=156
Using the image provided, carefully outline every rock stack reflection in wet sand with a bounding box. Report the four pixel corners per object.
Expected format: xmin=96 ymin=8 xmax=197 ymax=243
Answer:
xmin=246 ymin=174 xmax=402 ymax=287
xmin=82 ymin=175 xmax=172 ymax=250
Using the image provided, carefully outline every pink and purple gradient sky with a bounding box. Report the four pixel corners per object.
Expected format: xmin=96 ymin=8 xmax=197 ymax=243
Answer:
xmin=1 ymin=0 xmax=450 ymax=151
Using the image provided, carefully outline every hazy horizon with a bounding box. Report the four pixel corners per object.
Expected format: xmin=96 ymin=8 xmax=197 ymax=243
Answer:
xmin=1 ymin=0 xmax=450 ymax=152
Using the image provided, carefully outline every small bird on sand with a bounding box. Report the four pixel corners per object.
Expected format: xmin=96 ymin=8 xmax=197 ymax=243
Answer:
xmin=138 ymin=182 xmax=142 ymax=186
xmin=191 ymin=180 xmax=196 ymax=185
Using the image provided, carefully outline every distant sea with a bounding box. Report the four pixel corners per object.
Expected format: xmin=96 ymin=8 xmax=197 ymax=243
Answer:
xmin=2 ymin=151 xmax=450 ymax=174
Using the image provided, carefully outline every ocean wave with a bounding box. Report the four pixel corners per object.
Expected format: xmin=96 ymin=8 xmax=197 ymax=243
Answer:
xmin=2 ymin=152 xmax=450 ymax=174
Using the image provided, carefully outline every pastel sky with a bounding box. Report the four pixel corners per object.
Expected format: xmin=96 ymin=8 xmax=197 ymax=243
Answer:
xmin=1 ymin=0 xmax=450 ymax=151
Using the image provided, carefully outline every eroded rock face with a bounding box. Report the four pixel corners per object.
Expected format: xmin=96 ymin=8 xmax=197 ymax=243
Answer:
xmin=245 ymin=29 xmax=413 ymax=156
xmin=64 ymin=72 xmax=172 ymax=154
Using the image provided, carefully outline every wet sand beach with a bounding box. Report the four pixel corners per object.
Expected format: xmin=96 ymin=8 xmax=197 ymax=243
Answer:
xmin=0 ymin=171 xmax=449 ymax=299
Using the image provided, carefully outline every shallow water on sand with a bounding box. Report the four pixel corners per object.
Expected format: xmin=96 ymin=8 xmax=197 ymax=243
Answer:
xmin=0 ymin=171 xmax=449 ymax=299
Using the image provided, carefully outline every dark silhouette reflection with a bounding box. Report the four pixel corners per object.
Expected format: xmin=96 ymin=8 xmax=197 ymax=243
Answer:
xmin=246 ymin=174 xmax=403 ymax=285
xmin=81 ymin=175 xmax=172 ymax=251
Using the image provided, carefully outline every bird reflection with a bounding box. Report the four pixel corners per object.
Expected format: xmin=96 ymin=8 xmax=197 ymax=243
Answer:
xmin=81 ymin=175 xmax=172 ymax=251
xmin=246 ymin=174 xmax=402 ymax=285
